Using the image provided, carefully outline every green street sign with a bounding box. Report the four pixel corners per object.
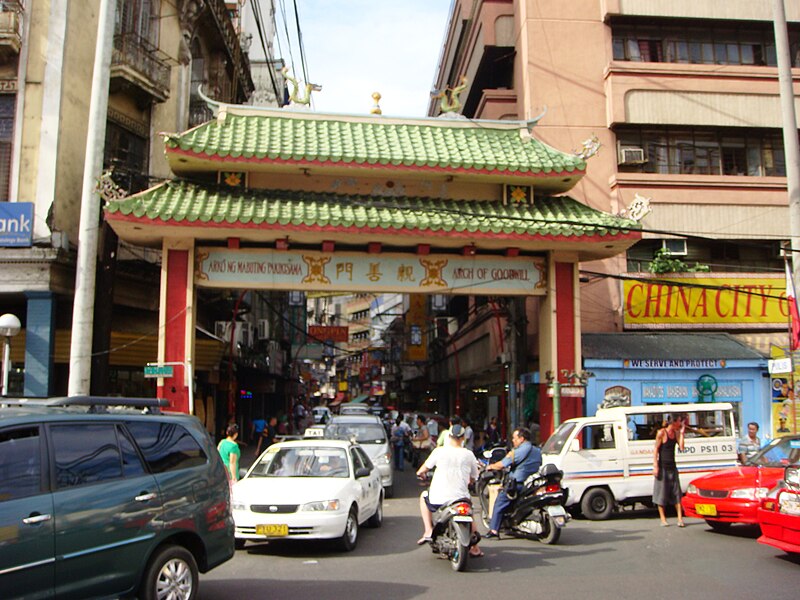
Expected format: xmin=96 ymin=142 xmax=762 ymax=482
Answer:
xmin=144 ymin=365 xmax=174 ymax=378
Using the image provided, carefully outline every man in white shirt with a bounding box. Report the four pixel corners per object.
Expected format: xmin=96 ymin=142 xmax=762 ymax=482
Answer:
xmin=462 ymin=417 xmax=474 ymax=452
xmin=427 ymin=416 xmax=439 ymax=438
xmin=415 ymin=425 xmax=483 ymax=557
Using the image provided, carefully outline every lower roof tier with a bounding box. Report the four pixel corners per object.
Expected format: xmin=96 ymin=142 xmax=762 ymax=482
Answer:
xmin=104 ymin=180 xmax=640 ymax=261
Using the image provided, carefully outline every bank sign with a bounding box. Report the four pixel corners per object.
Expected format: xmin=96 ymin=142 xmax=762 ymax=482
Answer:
xmin=623 ymin=274 xmax=785 ymax=329
xmin=0 ymin=202 xmax=33 ymax=247
xmin=196 ymin=248 xmax=546 ymax=296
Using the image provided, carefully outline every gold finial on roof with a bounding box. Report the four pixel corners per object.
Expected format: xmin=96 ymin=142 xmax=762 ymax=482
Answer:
xmin=370 ymin=92 xmax=382 ymax=115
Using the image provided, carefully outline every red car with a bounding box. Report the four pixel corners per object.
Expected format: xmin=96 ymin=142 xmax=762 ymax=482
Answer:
xmin=757 ymin=465 xmax=800 ymax=555
xmin=682 ymin=435 xmax=800 ymax=531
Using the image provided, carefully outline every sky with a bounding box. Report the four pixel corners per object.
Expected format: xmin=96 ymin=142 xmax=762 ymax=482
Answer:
xmin=270 ymin=0 xmax=454 ymax=118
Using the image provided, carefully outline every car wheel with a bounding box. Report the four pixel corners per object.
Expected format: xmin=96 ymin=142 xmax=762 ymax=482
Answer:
xmin=337 ymin=507 xmax=359 ymax=551
xmin=580 ymin=488 xmax=614 ymax=520
xmin=706 ymin=519 xmax=732 ymax=532
xmin=234 ymin=538 xmax=246 ymax=550
xmin=139 ymin=545 xmax=198 ymax=600
xmin=368 ymin=496 xmax=383 ymax=528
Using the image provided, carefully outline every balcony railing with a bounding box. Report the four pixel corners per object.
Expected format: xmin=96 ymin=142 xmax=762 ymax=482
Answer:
xmin=111 ymin=33 xmax=171 ymax=103
xmin=189 ymin=97 xmax=213 ymax=128
xmin=0 ymin=8 xmax=22 ymax=57
xmin=206 ymin=0 xmax=254 ymax=99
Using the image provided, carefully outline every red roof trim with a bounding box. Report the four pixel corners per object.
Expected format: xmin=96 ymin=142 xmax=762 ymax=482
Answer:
xmin=105 ymin=211 xmax=640 ymax=243
xmin=166 ymin=147 xmax=585 ymax=179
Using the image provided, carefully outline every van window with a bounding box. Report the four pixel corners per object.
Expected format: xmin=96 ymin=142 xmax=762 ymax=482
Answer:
xmin=579 ymin=424 xmax=616 ymax=450
xmin=126 ymin=422 xmax=207 ymax=473
xmin=627 ymin=408 xmax=732 ymax=441
xmin=542 ymin=421 xmax=577 ymax=454
xmin=51 ymin=424 xmax=123 ymax=488
xmin=0 ymin=427 xmax=41 ymax=500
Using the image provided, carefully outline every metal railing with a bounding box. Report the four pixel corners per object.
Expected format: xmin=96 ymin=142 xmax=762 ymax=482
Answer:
xmin=189 ymin=98 xmax=213 ymax=127
xmin=111 ymin=33 xmax=171 ymax=96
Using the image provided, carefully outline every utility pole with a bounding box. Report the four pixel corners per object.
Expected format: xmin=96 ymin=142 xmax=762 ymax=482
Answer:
xmin=68 ymin=0 xmax=116 ymax=395
xmin=773 ymin=0 xmax=800 ymax=279
xmin=773 ymin=0 xmax=800 ymax=433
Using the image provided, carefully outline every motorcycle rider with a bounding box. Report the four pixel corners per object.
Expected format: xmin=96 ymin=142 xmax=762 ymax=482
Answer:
xmin=484 ymin=427 xmax=541 ymax=539
xmin=416 ymin=424 xmax=484 ymax=557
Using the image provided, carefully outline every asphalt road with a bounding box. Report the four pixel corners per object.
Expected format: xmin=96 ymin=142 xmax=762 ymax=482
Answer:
xmin=200 ymin=462 xmax=800 ymax=600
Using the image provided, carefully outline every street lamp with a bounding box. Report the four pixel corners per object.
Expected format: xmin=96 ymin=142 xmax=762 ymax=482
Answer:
xmin=0 ymin=313 xmax=21 ymax=397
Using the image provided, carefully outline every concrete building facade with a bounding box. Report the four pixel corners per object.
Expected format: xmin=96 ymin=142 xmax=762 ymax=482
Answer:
xmin=430 ymin=0 xmax=799 ymax=435
xmin=0 ymin=0 xmax=253 ymax=398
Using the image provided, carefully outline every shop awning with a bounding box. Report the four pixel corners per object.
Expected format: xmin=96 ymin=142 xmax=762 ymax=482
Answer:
xmin=582 ymin=332 xmax=766 ymax=361
xmin=351 ymin=394 xmax=369 ymax=403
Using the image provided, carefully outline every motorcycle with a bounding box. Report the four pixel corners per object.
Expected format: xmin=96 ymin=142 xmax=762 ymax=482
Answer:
xmin=426 ymin=497 xmax=480 ymax=572
xmin=477 ymin=461 xmax=570 ymax=544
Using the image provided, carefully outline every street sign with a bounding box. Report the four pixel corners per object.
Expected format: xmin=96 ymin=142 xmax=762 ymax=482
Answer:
xmin=144 ymin=365 xmax=174 ymax=378
xmin=546 ymin=385 xmax=586 ymax=398
xmin=769 ymin=358 xmax=792 ymax=374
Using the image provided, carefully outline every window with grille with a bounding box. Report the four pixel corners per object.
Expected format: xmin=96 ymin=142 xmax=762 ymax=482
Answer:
xmin=616 ymin=126 xmax=788 ymax=176
xmin=0 ymin=94 xmax=15 ymax=201
xmin=104 ymin=121 xmax=149 ymax=194
xmin=611 ymin=21 xmax=799 ymax=67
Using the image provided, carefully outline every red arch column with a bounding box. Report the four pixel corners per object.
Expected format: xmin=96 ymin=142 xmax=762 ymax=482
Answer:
xmin=158 ymin=240 xmax=195 ymax=413
xmin=539 ymin=257 xmax=582 ymax=438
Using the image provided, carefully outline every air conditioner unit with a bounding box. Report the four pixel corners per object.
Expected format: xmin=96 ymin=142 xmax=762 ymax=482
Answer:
xmin=214 ymin=321 xmax=253 ymax=348
xmin=618 ymin=146 xmax=646 ymax=165
xmin=257 ymin=319 xmax=270 ymax=340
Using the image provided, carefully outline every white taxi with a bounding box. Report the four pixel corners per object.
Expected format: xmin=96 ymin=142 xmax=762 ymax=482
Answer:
xmin=232 ymin=439 xmax=383 ymax=551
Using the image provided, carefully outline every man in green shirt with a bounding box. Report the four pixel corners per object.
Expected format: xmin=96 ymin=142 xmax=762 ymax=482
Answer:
xmin=218 ymin=424 xmax=241 ymax=482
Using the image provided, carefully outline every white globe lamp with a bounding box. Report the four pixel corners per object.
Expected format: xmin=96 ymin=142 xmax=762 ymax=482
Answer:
xmin=0 ymin=313 xmax=21 ymax=397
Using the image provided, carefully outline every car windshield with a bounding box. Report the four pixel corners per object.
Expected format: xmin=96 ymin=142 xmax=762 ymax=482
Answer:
xmin=746 ymin=437 xmax=800 ymax=468
xmin=326 ymin=423 xmax=387 ymax=444
xmin=249 ymin=447 xmax=350 ymax=478
xmin=541 ymin=421 xmax=577 ymax=455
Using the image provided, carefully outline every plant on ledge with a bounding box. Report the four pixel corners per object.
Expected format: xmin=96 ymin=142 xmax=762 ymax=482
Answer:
xmin=648 ymin=248 xmax=710 ymax=274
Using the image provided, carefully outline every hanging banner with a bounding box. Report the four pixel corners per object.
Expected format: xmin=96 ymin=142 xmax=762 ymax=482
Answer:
xmin=623 ymin=274 xmax=786 ymax=328
xmin=196 ymin=248 xmax=547 ymax=296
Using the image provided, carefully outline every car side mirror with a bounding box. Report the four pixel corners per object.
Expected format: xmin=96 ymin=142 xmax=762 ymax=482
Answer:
xmin=569 ymin=439 xmax=581 ymax=453
xmin=355 ymin=466 xmax=371 ymax=478
xmin=786 ymin=465 xmax=800 ymax=488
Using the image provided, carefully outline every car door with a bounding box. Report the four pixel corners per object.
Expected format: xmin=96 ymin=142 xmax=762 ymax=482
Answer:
xmin=349 ymin=449 xmax=372 ymax=520
xmin=354 ymin=447 xmax=380 ymax=514
xmin=0 ymin=425 xmax=54 ymax=600
xmin=49 ymin=423 xmax=162 ymax=599
xmin=572 ymin=422 xmax=623 ymax=481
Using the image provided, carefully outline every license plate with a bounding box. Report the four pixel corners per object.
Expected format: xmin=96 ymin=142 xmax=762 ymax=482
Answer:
xmin=695 ymin=503 xmax=717 ymax=517
xmin=546 ymin=505 xmax=567 ymax=518
xmin=256 ymin=524 xmax=288 ymax=536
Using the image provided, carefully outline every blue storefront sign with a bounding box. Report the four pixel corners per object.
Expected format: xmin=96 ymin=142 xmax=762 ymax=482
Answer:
xmin=0 ymin=202 xmax=34 ymax=247
xmin=584 ymin=358 xmax=769 ymax=438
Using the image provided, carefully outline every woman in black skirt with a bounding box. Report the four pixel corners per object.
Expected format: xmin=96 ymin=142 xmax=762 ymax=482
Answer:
xmin=653 ymin=415 xmax=686 ymax=527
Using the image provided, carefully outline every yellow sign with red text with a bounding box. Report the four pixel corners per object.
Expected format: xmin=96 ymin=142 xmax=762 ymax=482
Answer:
xmin=623 ymin=274 xmax=786 ymax=328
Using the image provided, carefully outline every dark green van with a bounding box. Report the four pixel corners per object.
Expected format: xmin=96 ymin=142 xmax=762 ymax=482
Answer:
xmin=0 ymin=397 xmax=234 ymax=600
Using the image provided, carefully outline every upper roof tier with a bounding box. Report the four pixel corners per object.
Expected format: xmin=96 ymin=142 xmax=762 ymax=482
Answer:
xmin=163 ymin=105 xmax=587 ymax=194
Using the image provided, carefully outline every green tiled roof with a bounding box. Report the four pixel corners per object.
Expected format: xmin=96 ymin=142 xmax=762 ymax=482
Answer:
xmin=164 ymin=112 xmax=586 ymax=176
xmin=106 ymin=180 xmax=639 ymax=238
